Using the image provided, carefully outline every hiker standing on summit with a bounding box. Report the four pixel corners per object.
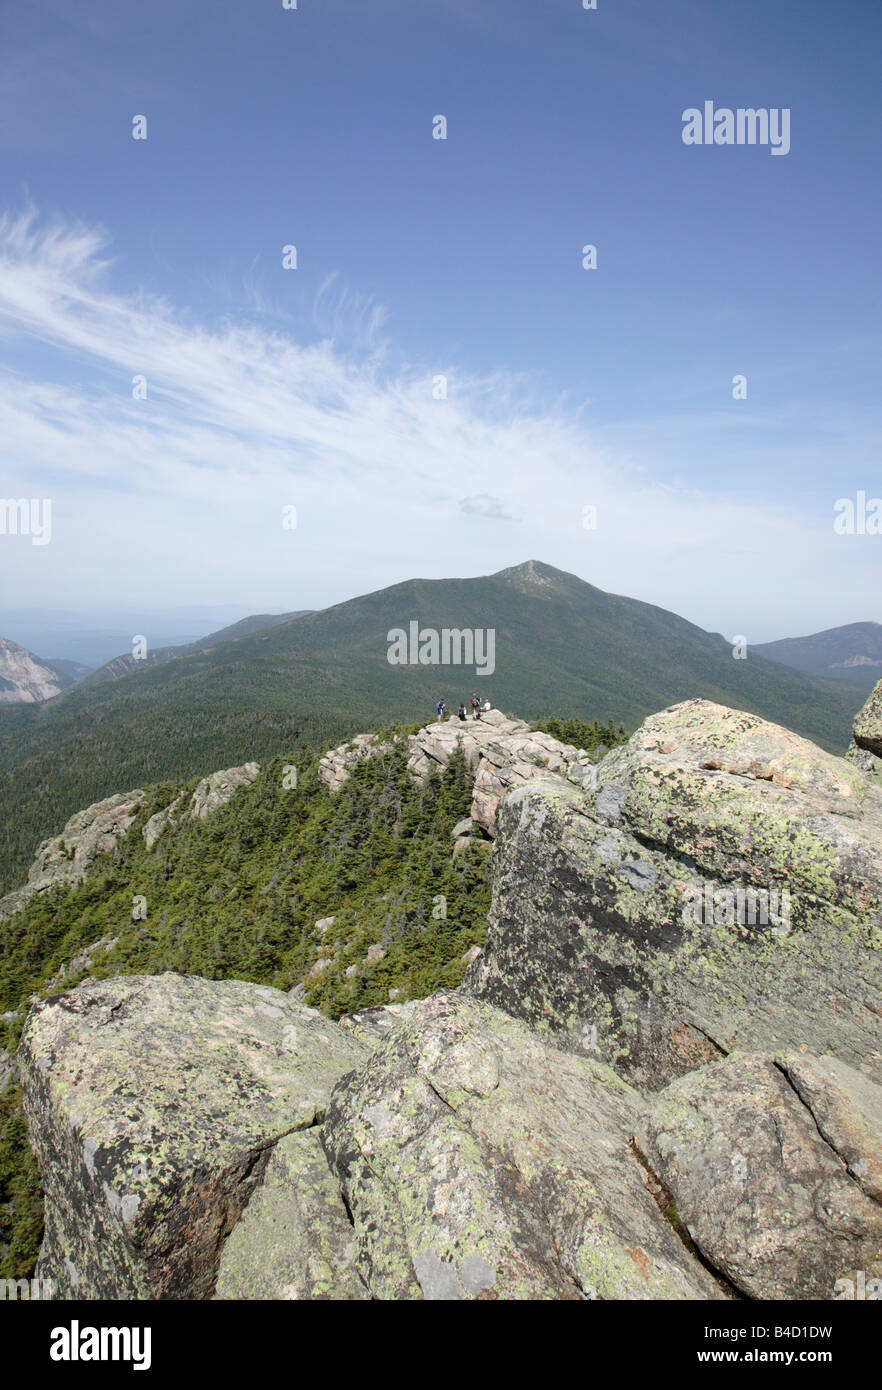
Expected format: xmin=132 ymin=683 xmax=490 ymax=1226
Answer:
xmin=436 ymin=698 xmax=446 ymax=722
xmin=471 ymin=693 xmax=481 ymax=720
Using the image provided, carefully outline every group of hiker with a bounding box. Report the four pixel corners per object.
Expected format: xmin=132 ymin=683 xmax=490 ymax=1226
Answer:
xmin=435 ymin=694 xmax=490 ymax=723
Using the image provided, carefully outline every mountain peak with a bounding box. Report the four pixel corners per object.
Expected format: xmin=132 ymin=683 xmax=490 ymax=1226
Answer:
xmin=494 ymin=560 xmax=563 ymax=585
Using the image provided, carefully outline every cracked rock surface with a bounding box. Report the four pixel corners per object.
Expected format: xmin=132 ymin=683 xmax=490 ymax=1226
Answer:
xmin=214 ymin=1129 xmax=370 ymax=1300
xmin=638 ymin=1050 xmax=882 ymax=1299
xmin=321 ymin=992 xmax=724 ymax=1300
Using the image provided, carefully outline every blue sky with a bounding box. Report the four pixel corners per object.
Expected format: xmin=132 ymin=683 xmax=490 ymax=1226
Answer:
xmin=0 ymin=0 xmax=879 ymax=651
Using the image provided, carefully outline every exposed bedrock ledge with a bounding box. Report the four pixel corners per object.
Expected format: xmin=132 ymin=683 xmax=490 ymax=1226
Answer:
xmin=18 ymin=978 xmax=882 ymax=1300
xmin=17 ymin=973 xmax=367 ymax=1299
xmin=214 ymin=1128 xmax=370 ymax=1301
xmin=854 ymin=677 xmax=882 ymax=760
xmin=638 ymin=1050 xmax=882 ymax=1300
xmin=465 ymin=700 xmax=882 ymax=1091
xmin=320 ymin=991 xmax=725 ymax=1300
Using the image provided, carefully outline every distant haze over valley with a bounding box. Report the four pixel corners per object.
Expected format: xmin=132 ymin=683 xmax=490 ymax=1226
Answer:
xmin=0 ymin=606 xmax=292 ymax=670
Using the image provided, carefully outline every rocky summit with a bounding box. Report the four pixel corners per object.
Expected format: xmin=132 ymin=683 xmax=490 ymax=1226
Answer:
xmin=319 ymin=707 xmax=599 ymax=837
xmin=12 ymin=682 xmax=882 ymax=1300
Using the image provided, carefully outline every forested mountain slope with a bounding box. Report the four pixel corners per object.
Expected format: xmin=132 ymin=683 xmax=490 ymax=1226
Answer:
xmin=81 ymin=609 xmax=314 ymax=686
xmin=0 ymin=561 xmax=859 ymax=895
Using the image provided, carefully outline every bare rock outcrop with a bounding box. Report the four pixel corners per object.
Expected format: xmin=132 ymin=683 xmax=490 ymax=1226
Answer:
xmin=318 ymin=710 xmax=598 ymax=837
xmin=189 ymin=762 xmax=261 ymax=819
xmin=142 ymin=762 xmax=260 ymax=849
xmin=17 ymin=974 xmax=367 ymax=1299
xmin=408 ymin=711 xmax=596 ymax=837
xmin=17 ymin=976 xmax=882 ymax=1301
xmin=854 ymin=676 xmax=882 ymax=759
xmin=0 ymin=791 xmax=145 ymax=922
xmin=0 ymin=636 xmax=63 ymax=704
xmin=14 ymin=696 xmax=882 ymax=1303
xmin=318 ymin=735 xmax=396 ymax=794
xmin=638 ymin=1051 xmax=882 ymax=1299
xmin=321 ymin=991 xmax=724 ymax=1300
xmin=0 ymin=760 xmax=264 ymax=920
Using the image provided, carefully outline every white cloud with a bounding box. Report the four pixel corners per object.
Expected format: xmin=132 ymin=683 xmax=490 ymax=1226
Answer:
xmin=0 ymin=209 xmax=875 ymax=640
xmin=459 ymin=493 xmax=520 ymax=521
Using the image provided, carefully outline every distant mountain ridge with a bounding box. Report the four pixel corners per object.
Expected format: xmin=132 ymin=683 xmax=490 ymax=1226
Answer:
xmin=0 ymin=560 xmax=865 ymax=895
xmin=755 ymin=621 xmax=882 ymax=694
xmin=82 ymin=610 xmax=314 ymax=686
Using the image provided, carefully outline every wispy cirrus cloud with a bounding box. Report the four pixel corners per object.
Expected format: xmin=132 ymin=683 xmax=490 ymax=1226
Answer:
xmin=0 ymin=209 xmax=873 ymax=638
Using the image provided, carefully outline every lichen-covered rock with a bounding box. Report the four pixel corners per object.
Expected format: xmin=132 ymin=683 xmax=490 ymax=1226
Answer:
xmin=466 ymin=699 xmax=882 ymax=1090
xmin=321 ymin=992 xmax=724 ymax=1301
xmin=781 ymin=1052 xmax=882 ymax=1203
xmin=854 ymin=678 xmax=882 ymax=758
xmin=214 ymin=1130 xmax=369 ymax=1300
xmin=0 ymin=790 xmax=145 ymax=921
xmin=338 ymin=1002 xmax=419 ymax=1048
xmin=638 ymin=1051 xmax=882 ymax=1300
xmin=595 ymin=699 xmax=879 ymax=887
xmin=846 ymin=738 xmax=880 ymax=776
xmin=17 ymin=973 xmax=367 ymax=1299
xmin=0 ymin=1047 xmax=13 ymax=1094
